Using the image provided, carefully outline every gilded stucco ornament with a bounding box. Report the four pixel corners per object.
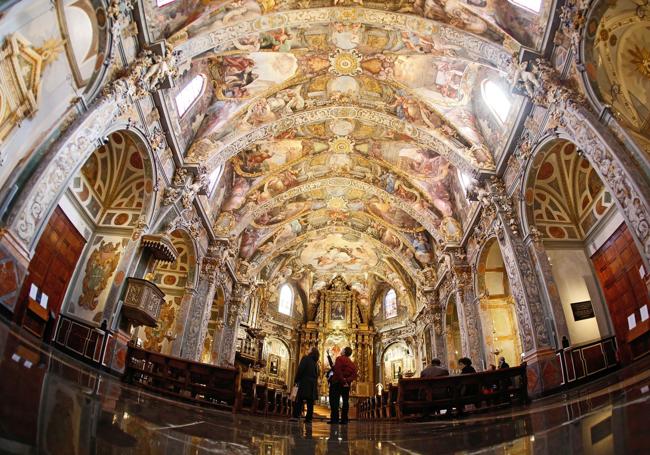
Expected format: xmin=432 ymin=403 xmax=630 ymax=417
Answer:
xmin=0 ymin=34 xmax=65 ymax=151
xmin=107 ymin=0 xmax=135 ymax=36
xmin=329 ymin=49 xmax=363 ymax=76
xmin=163 ymin=167 xmax=209 ymax=209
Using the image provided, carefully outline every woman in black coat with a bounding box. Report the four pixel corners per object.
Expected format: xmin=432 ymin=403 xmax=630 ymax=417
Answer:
xmin=290 ymin=347 xmax=320 ymax=423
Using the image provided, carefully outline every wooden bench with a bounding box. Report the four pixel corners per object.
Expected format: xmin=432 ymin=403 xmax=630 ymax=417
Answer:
xmin=357 ymin=365 xmax=528 ymax=421
xmin=396 ymin=364 xmax=529 ymax=420
xmin=124 ymin=346 xmax=240 ymax=411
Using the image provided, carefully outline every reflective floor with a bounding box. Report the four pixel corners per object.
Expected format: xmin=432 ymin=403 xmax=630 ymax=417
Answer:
xmin=0 ymin=321 xmax=649 ymax=454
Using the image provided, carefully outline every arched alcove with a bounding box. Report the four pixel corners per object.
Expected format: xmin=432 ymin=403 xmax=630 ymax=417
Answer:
xmin=445 ymin=296 xmax=463 ymax=372
xmin=261 ymin=336 xmax=292 ymax=389
xmin=381 ymin=341 xmax=415 ymax=385
xmin=15 ymin=130 xmax=152 ymax=335
xmin=524 ymin=138 xmax=650 ymax=361
xmin=476 ymin=239 xmax=522 ymax=368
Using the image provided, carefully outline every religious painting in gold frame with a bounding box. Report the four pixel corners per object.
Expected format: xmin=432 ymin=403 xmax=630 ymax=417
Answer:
xmin=268 ymin=354 xmax=280 ymax=376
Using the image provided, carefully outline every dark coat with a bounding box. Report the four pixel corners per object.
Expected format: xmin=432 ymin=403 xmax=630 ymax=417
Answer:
xmin=461 ymin=365 xmax=477 ymax=374
xmin=294 ymin=354 xmax=320 ymax=400
xmin=420 ymin=364 xmax=450 ymax=378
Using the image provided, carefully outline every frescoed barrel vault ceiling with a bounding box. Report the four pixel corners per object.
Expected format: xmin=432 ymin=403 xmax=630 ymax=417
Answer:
xmin=146 ymin=0 xmax=554 ymax=314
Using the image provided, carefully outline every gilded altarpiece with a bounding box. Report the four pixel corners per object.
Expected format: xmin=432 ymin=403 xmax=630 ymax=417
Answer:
xmin=299 ymin=276 xmax=374 ymax=398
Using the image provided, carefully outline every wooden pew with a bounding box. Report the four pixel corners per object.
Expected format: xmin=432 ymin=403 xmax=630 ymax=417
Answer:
xmin=396 ymin=364 xmax=529 ymax=420
xmin=385 ymin=384 xmax=398 ymax=419
xmin=380 ymin=390 xmax=389 ymax=419
xmin=237 ymin=377 xmax=257 ymax=413
xmin=255 ymin=384 xmax=268 ymax=414
xmin=274 ymin=390 xmax=283 ymax=416
xmin=265 ymin=388 xmax=277 ymax=415
xmin=124 ymin=346 xmax=240 ymax=411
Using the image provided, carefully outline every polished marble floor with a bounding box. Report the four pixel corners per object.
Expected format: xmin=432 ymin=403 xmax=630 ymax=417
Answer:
xmin=0 ymin=321 xmax=648 ymax=454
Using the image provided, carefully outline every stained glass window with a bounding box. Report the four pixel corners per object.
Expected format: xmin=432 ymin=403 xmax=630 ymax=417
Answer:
xmin=278 ymin=284 xmax=293 ymax=316
xmin=384 ymin=289 xmax=397 ymax=319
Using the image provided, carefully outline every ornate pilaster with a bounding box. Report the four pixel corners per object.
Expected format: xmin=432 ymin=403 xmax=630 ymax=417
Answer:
xmin=179 ymin=244 xmax=224 ymax=360
xmin=170 ymin=286 xmax=197 ymax=357
xmin=216 ymin=281 xmax=253 ymax=366
xmin=450 ymin=254 xmax=485 ymax=367
xmin=481 ymin=177 xmax=562 ymax=395
xmin=525 ymin=227 xmax=569 ymax=345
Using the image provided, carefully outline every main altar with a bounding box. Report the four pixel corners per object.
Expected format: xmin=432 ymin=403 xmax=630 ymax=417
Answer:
xmin=298 ymin=276 xmax=374 ymax=397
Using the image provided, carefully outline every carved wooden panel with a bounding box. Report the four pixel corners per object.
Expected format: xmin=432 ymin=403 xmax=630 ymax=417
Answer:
xmin=16 ymin=207 xmax=86 ymax=337
xmin=592 ymin=223 xmax=650 ymax=362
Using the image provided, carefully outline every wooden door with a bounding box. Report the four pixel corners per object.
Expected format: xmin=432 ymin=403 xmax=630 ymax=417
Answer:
xmin=16 ymin=207 xmax=86 ymax=338
xmin=591 ymin=223 xmax=650 ymax=362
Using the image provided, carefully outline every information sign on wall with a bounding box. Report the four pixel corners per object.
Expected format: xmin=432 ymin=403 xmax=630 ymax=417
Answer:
xmin=571 ymin=300 xmax=595 ymax=321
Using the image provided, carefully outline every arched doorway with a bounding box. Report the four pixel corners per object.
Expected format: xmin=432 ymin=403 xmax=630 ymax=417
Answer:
xmin=137 ymin=229 xmax=194 ymax=356
xmin=382 ymin=341 xmax=415 ymax=385
xmin=15 ymin=130 xmax=151 ymax=338
xmin=445 ymin=296 xmax=463 ymax=372
xmin=525 ymin=138 xmax=650 ymax=361
xmin=476 ymin=239 xmax=522 ymax=369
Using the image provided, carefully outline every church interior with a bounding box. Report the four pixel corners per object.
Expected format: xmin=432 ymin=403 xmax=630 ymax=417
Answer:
xmin=0 ymin=0 xmax=649 ymax=453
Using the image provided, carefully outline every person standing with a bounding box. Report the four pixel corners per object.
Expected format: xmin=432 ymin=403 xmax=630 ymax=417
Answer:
xmin=420 ymin=358 xmax=449 ymax=378
xmin=290 ymin=347 xmax=320 ymax=423
xmin=498 ymin=357 xmax=510 ymax=369
xmin=328 ymin=346 xmax=358 ymax=425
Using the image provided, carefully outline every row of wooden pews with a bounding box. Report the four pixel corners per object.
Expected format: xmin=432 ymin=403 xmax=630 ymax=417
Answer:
xmin=358 ymin=365 xmax=529 ymax=421
xmin=124 ymin=346 xmax=296 ymax=416
xmin=237 ymin=377 xmax=296 ymax=416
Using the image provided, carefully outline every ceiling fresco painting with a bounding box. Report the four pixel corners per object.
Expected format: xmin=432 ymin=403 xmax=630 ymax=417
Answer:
xmin=140 ymin=0 xmax=547 ymax=327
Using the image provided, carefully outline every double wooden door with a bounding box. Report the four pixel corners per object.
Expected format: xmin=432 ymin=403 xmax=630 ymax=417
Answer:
xmin=592 ymin=223 xmax=650 ymax=362
xmin=16 ymin=207 xmax=86 ymax=339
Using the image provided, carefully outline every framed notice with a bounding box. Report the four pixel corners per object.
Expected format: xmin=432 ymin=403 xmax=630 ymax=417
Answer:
xmin=571 ymin=300 xmax=595 ymax=321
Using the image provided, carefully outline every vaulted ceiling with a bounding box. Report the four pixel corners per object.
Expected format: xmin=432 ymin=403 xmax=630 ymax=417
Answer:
xmin=145 ymin=0 xmax=554 ymax=318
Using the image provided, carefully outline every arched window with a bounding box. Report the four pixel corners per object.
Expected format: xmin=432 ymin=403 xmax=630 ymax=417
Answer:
xmin=175 ymin=74 xmax=205 ymax=117
xmin=482 ymin=80 xmax=511 ymax=124
xmin=208 ymin=165 xmax=223 ymax=198
xmin=278 ymin=284 xmax=293 ymax=316
xmin=508 ymin=0 xmax=541 ymax=13
xmin=457 ymin=170 xmax=473 ymax=195
xmin=384 ymin=289 xmax=397 ymax=319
